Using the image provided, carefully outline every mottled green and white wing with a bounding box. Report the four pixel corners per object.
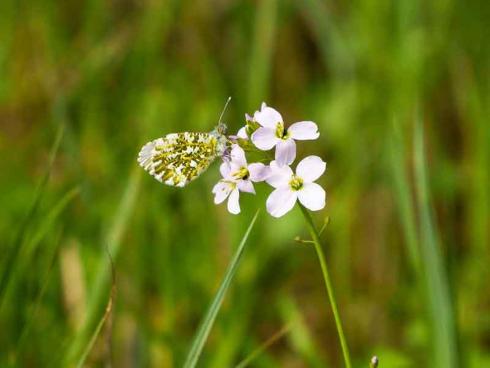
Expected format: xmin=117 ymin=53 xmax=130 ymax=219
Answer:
xmin=138 ymin=132 xmax=226 ymax=187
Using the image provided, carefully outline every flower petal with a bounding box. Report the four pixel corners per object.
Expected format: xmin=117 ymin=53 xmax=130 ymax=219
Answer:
xmin=238 ymin=179 xmax=255 ymax=194
xmin=275 ymin=139 xmax=296 ymax=167
xmin=227 ymin=188 xmax=241 ymax=214
xmin=266 ymin=188 xmax=298 ymax=218
xmin=266 ymin=161 xmax=293 ymax=188
xmin=251 ymin=127 xmax=279 ymax=150
xmin=288 ymin=121 xmax=320 ymax=140
xmin=297 ymin=183 xmax=326 ymax=211
xmin=237 ymin=126 xmax=248 ymax=139
xmin=212 ymin=181 xmax=232 ymax=204
xmin=296 ymin=156 xmax=326 ymax=182
xmin=220 ymin=162 xmax=231 ymax=179
xmin=230 ymin=144 xmax=247 ymax=166
xmin=254 ymin=105 xmax=283 ymax=128
xmin=248 ymin=163 xmax=270 ymax=182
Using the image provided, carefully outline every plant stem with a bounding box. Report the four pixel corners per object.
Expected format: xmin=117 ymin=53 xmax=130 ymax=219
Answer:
xmin=299 ymin=204 xmax=352 ymax=368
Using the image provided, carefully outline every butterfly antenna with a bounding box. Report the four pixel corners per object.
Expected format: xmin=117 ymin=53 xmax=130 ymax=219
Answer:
xmin=218 ymin=96 xmax=232 ymax=124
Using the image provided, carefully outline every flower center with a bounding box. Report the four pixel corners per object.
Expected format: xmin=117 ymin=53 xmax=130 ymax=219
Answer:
xmin=289 ymin=175 xmax=304 ymax=191
xmin=223 ymin=180 xmax=237 ymax=189
xmin=233 ymin=167 xmax=250 ymax=180
xmin=275 ymin=122 xmax=290 ymax=140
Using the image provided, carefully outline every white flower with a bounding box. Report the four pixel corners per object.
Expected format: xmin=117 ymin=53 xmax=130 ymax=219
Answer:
xmin=236 ymin=126 xmax=248 ymax=139
xmin=234 ymin=113 xmax=259 ymax=140
xmin=236 ymin=113 xmax=253 ymax=139
xmin=212 ymin=145 xmax=269 ymax=214
xmin=251 ymin=103 xmax=320 ymax=167
xmin=265 ymin=156 xmax=326 ymax=217
xmin=221 ymin=145 xmax=269 ymax=193
xmin=212 ymin=180 xmax=241 ymax=214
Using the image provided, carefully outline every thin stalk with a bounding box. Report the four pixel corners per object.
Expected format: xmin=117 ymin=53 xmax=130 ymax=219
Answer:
xmin=299 ymin=205 xmax=352 ymax=368
xmin=234 ymin=324 xmax=291 ymax=368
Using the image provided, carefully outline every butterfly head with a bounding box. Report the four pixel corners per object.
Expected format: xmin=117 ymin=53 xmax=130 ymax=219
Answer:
xmin=215 ymin=122 xmax=227 ymax=135
xmin=210 ymin=123 xmax=229 ymax=157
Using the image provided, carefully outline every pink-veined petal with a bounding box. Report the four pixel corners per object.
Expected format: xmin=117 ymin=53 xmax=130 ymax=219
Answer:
xmin=213 ymin=182 xmax=232 ymax=204
xmin=251 ymin=127 xmax=279 ymax=150
xmin=227 ymin=188 xmax=241 ymax=214
xmin=237 ymin=126 xmax=248 ymax=139
xmin=230 ymin=144 xmax=247 ymax=166
xmin=238 ymin=179 xmax=255 ymax=194
xmin=254 ymin=106 xmax=283 ymax=128
xmin=220 ymin=162 xmax=232 ymax=179
xmin=296 ymin=156 xmax=326 ymax=182
xmin=288 ymin=121 xmax=320 ymax=140
xmin=266 ymin=161 xmax=293 ymax=188
xmin=248 ymin=163 xmax=270 ymax=182
xmin=266 ymin=188 xmax=298 ymax=218
xmin=297 ymin=183 xmax=326 ymax=211
xmin=275 ymin=138 xmax=296 ymax=167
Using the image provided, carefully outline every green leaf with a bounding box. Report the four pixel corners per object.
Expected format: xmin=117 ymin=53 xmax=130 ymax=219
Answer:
xmin=183 ymin=209 xmax=260 ymax=368
xmin=414 ymin=112 xmax=458 ymax=368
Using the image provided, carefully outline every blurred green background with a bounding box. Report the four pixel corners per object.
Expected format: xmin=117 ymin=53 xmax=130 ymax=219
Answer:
xmin=0 ymin=0 xmax=488 ymax=367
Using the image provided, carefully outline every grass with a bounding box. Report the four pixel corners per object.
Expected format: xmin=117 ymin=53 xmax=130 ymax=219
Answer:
xmin=0 ymin=0 xmax=488 ymax=366
xmin=184 ymin=210 xmax=260 ymax=368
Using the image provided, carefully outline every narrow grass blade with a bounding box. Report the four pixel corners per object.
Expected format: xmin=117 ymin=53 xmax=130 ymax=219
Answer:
xmin=234 ymin=324 xmax=290 ymax=368
xmin=0 ymin=125 xmax=64 ymax=307
xmin=21 ymin=187 xmax=80 ymax=261
xmin=183 ymin=210 xmax=260 ymax=368
xmin=389 ymin=120 xmax=422 ymax=274
xmin=413 ymin=112 xmax=458 ymax=368
xmin=64 ymin=168 xmax=141 ymax=365
xmin=76 ymin=251 xmax=116 ymax=368
xmin=14 ymin=230 xmax=63 ymax=358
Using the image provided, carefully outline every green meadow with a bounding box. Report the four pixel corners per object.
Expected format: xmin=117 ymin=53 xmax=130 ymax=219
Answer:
xmin=0 ymin=0 xmax=488 ymax=366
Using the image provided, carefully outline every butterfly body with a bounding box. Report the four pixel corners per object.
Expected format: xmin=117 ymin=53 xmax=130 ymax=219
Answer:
xmin=138 ymin=126 xmax=228 ymax=187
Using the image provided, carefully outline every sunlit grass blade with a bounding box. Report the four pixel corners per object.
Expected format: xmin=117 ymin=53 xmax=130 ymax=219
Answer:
xmin=389 ymin=119 xmax=422 ymax=274
xmin=234 ymin=324 xmax=290 ymax=368
xmin=64 ymin=168 xmax=141 ymax=365
xmin=76 ymin=252 xmax=116 ymax=368
xmin=0 ymin=125 xmax=64 ymax=308
xmin=413 ymin=112 xmax=458 ymax=368
xmin=183 ymin=210 xmax=260 ymax=368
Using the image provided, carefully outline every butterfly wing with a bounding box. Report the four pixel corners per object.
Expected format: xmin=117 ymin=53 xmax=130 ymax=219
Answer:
xmin=138 ymin=132 xmax=223 ymax=187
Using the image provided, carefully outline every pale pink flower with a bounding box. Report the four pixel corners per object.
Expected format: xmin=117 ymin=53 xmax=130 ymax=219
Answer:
xmin=212 ymin=145 xmax=269 ymax=214
xmin=220 ymin=145 xmax=269 ymax=193
xmin=212 ymin=181 xmax=241 ymax=214
xmin=251 ymin=103 xmax=320 ymax=166
xmin=266 ymin=156 xmax=326 ymax=217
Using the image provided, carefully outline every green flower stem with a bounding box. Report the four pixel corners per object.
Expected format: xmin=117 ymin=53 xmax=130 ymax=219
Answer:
xmin=299 ymin=204 xmax=352 ymax=368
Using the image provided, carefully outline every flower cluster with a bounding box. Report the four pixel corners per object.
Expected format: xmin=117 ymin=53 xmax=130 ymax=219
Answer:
xmin=212 ymin=103 xmax=326 ymax=217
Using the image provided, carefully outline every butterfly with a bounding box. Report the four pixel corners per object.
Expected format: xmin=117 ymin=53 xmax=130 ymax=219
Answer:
xmin=137 ymin=99 xmax=231 ymax=187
